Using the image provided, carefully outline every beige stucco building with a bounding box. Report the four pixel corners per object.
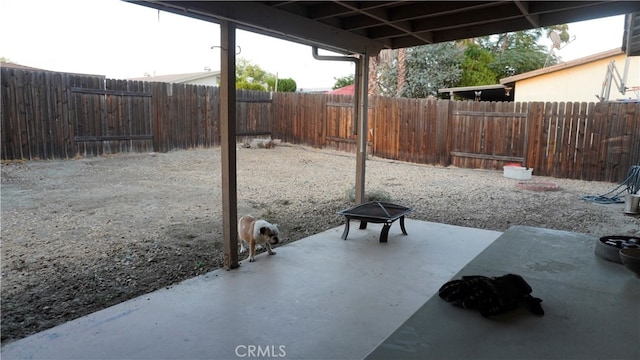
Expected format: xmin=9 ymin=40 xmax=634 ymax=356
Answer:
xmin=501 ymin=48 xmax=640 ymax=103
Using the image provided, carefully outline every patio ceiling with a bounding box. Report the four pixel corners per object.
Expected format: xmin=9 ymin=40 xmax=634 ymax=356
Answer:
xmin=136 ymin=1 xmax=640 ymax=56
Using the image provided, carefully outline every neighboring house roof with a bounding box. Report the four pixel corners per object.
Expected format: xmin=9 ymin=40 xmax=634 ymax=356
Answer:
xmin=298 ymin=87 xmax=331 ymax=93
xmin=1 ymin=61 xmax=47 ymax=71
xmin=500 ymin=48 xmax=624 ymax=85
xmin=1 ymin=62 xmax=105 ymax=77
xmin=326 ymin=84 xmax=355 ymax=95
xmin=129 ymin=70 xmax=220 ymax=83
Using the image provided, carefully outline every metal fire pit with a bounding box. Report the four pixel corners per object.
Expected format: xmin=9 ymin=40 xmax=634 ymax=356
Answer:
xmin=337 ymin=201 xmax=413 ymax=243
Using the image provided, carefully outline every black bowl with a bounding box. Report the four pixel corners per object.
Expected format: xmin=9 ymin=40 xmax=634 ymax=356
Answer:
xmin=594 ymin=236 xmax=640 ymax=264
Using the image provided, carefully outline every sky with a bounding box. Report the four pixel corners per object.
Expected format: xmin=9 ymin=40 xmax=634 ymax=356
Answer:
xmin=0 ymin=0 xmax=627 ymax=89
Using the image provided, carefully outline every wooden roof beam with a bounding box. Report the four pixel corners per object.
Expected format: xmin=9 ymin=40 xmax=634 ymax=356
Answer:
xmin=307 ymin=2 xmax=356 ymax=20
xmin=409 ymin=4 xmax=525 ymax=33
xmin=514 ymin=1 xmax=540 ymax=28
xmin=387 ymin=1 xmax=503 ymax=22
xmin=138 ymin=1 xmax=385 ymax=55
xmin=337 ymin=1 xmax=434 ymax=46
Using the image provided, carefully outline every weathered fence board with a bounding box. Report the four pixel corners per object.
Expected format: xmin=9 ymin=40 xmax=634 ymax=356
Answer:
xmin=448 ymin=101 xmax=528 ymax=170
xmin=573 ymin=102 xmax=588 ymax=180
xmin=2 ymin=67 xmax=639 ymax=182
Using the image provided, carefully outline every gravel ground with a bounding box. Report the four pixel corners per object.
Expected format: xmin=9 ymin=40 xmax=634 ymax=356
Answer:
xmin=1 ymin=144 xmax=638 ymax=343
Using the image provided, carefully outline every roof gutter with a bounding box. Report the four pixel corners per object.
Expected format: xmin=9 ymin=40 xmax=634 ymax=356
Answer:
xmin=312 ymin=46 xmax=369 ymax=204
xmin=312 ymin=47 xmax=361 ymax=136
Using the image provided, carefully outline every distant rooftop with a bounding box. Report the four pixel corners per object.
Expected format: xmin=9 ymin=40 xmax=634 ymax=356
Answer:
xmin=129 ymin=70 xmax=220 ymax=83
xmin=0 ymin=62 xmax=104 ymax=77
xmin=326 ymin=84 xmax=355 ymax=95
xmin=501 ymin=48 xmax=624 ymax=84
xmin=1 ymin=61 xmax=47 ymax=71
xmin=298 ymin=87 xmax=331 ymax=94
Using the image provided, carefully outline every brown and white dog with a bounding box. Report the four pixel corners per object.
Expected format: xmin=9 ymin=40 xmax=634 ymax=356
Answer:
xmin=237 ymin=215 xmax=280 ymax=262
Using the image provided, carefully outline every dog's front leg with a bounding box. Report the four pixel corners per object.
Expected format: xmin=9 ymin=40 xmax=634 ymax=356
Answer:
xmin=265 ymin=242 xmax=276 ymax=256
xmin=249 ymin=240 xmax=256 ymax=262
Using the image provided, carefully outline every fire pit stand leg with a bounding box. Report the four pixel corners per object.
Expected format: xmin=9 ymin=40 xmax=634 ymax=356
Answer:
xmin=380 ymin=223 xmax=391 ymax=243
xmin=359 ymin=221 xmax=368 ymax=229
xmin=400 ymin=216 xmax=408 ymax=235
xmin=341 ymin=217 xmax=351 ymax=240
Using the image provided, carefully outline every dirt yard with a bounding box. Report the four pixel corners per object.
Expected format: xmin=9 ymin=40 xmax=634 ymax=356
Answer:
xmin=1 ymin=144 xmax=638 ymax=343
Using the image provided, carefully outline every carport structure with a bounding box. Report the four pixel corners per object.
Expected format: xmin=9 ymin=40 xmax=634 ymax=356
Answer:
xmin=133 ymin=1 xmax=640 ymax=270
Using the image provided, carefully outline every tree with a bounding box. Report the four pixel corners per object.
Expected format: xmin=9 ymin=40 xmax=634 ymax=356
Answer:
xmin=372 ymin=49 xmax=400 ymax=97
xmin=490 ymin=46 xmax=550 ymax=79
xmin=1 ymin=56 xmax=13 ymax=63
xmin=235 ymin=58 xmax=298 ymax=92
xmin=459 ymin=43 xmax=497 ymax=86
xmin=236 ymin=78 xmax=267 ymax=91
xmin=236 ymin=58 xmax=271 ymax=83
xmin=401 ymin=42 xmax=464 ymax=98
xmin=397 ymin=48 xmax=407 ymax=95
xmin=266 ymin=77 xmax=297 ymax=92
xmin=332 ymin=74 xmax=354 ymax=90
xmin=470 ymin=26 xmax=569 ymax=79
xmin=374 ymin=25 xmax=571 ymax=98
xmin=489 ymin=31 xmax=551 ymax=78
xmin=277 ymin=78 xmax=297 ymax=92
xmin=235 ymin=58 xmax=272 ymax=91
xmin=373 ymin=43 xmax=464 ymax=98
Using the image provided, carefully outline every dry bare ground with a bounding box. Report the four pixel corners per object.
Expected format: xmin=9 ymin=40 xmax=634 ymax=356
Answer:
xmin=1 ymin=144 xmax=638 ymax=343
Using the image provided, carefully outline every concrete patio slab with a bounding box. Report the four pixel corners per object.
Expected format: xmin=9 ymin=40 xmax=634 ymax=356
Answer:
xmin=366 ymin=226 xmax=640 ymax=360
xmin=1 ymin=220 xmax=501 ymax=360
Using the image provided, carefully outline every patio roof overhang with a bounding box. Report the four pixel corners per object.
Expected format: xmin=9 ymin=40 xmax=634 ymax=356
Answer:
xmin=624 ymin=12 xmax=640 ymax=56
xmin=131 ymin=1 xmax=640 ymax=269
xmin=134 ymin=1 xmax=640 ymax=56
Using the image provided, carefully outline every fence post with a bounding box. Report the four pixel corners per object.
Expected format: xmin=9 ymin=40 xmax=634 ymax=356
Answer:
xmin=437 ymin=100 xmax=451 ymax=166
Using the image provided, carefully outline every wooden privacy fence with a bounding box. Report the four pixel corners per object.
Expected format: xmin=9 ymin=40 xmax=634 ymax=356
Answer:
xmin=527 ymin=101 xmax=639 ymax=181
xmin=448 ymin=101 xmax=529 ymax=169
xmin=1 ymin=67 xmax=270 ymax=158
xmin=273 ymin=91 xmax=639 ymax=182
xmin=2 ymin=67 xmax=639 ymax=182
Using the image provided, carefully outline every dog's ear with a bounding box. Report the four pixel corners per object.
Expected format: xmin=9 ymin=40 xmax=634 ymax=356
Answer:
xmin=259 ymin=226 xmax=267 ymax=235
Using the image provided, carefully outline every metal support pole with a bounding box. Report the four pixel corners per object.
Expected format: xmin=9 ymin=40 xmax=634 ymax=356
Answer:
xmin=311 ymin=47 xmax=369 ymax=203
xmin=353 ymin=54 xmax=361 ymax=137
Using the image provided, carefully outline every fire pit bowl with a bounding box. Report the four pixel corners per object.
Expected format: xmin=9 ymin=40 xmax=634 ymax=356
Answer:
xmin=337 ymin=201 xmax=412 ymax=243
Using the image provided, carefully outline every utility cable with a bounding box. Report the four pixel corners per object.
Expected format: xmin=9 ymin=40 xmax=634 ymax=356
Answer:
xmin=582 ymin=165 xmax=640 ymax=204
